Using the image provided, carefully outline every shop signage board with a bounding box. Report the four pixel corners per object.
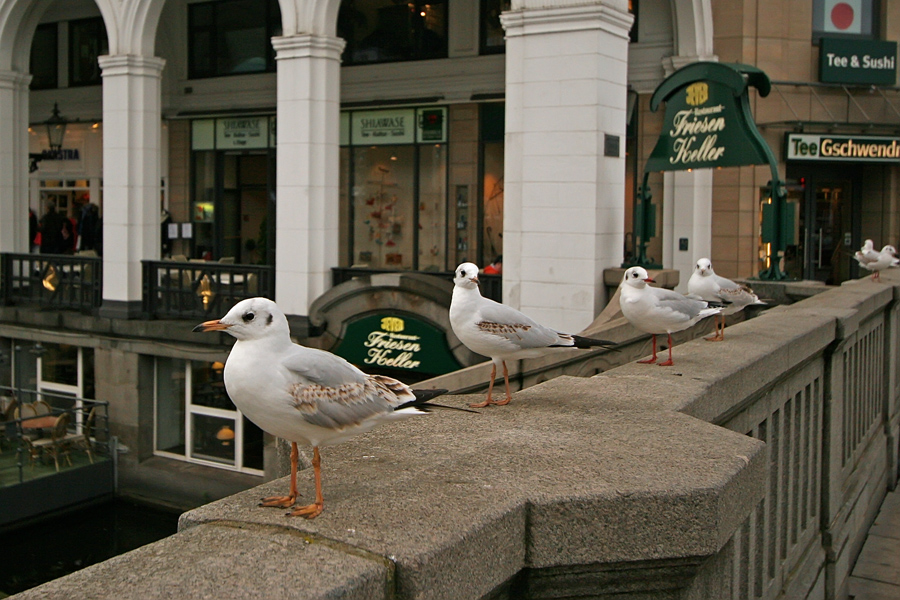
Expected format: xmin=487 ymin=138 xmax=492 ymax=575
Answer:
xmin=347 ymin=107 xmax=448 ymax=146
xmin=333 ymin=313 xmax=462 ymax=376
xmin=645 ymin=62 xmax=776 ymax=172
xmin=819 ymin=38 xmax=898 ymax=85
xmin=216 ymin=117 xmax=269 ymax=149
xmin=786 ymin=133 xmax=900 ymax=162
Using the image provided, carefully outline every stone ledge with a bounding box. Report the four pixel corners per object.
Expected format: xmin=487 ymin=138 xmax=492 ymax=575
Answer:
xmin=9 ymin=521 xmax=390 ymax=600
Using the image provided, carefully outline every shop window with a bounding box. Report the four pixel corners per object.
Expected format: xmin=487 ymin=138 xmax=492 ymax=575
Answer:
xmin=812 ymin=0 xmax=880 ymax=41
xmin=69 ymin=17 xmax=108 ymax=87
xmin=30 ymin=23 xmax=58 ymax=90
xmin=343 ymin=107 xmax=448 ymax=271
xmin=339 ymin=0 xmax=448 ymax=66
xmin=480 ymin=104 xmax=504 ymax=268
xmin=4 ymin=340 xmax=94 ymax=412
xmin=188 ymin=0 xmax=282 ymax=79
xmin=480 ymin=0 xmax=509 ymax=54
xmin=154 ymin=357 xmax=264 ymax=473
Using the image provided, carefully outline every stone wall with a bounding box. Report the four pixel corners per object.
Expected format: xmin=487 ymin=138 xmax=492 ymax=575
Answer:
xmin=10 ymin=272 xmax=900 ymax=600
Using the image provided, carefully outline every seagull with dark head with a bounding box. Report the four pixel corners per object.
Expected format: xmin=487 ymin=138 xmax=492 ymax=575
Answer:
xmin=194 ymin=297 xmax=449 ymax=519
xmin=450 ymin=262 xmax=617 ymax=408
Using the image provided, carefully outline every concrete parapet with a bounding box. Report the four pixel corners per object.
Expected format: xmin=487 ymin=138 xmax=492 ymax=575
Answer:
xmin=11 ymin=271 xmax=900 ymax=599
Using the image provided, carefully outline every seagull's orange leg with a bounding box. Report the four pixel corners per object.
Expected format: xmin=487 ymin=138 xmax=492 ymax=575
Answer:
xmin=290 ymin=446 xmax=324 ymax=519
xmin=260 ymin=441 xmax=299 ymax=508
xmin=706 ymin=315 xmax=724 ymax=342
xmin=470 ymin=363 xmax=498 ymax=408
xmin=658 ymin=333 xmax=675 ymax=366
xmin=493 ymin=361 xmax=513 ymax=406
xmin=638 ymin=334 xmax=658 ymax=364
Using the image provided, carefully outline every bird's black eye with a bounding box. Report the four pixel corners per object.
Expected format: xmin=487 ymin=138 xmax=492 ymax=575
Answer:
xmin=632 ymin=272 xmax=638 ymax=278
xmin=242 ymin=312 xmax=255 ymax=323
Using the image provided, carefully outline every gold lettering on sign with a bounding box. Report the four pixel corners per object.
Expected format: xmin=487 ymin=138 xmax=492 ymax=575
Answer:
xmin=362 ymin=320 xmax=422 ymax=369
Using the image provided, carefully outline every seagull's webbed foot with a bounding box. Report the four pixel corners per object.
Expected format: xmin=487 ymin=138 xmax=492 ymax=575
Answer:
xmin=657 ymin=359 xmax=674 ymax=366
xmin=469 ymin=397 xmax=494 ymax=409
xmin=704 ymin=334 xmax=723 ymax=342
xmin=637 ymin=357 xmax=657 ymax=364
xmin=492 ymin=396 xmax=512 ymax=406
xmin=259 ymin=495 xmax=298 ymax=508
xmin=288 ymin=502 xmax=324 ymax=519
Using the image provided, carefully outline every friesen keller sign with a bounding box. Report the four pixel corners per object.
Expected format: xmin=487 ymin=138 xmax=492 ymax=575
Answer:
xmin=786 ymin=133 xmax=900 ymax=162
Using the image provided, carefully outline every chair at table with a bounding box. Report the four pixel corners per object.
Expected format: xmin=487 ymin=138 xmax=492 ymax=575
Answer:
xmin=68 ymin=406 xmax=98 ymax=464
xmin=0 ymin=396 xmax=16 ymax=453
xmin=31 ymin=412 xmax=73 ymax=472
xmin=33 ymin=399 xmax=51 ymax=416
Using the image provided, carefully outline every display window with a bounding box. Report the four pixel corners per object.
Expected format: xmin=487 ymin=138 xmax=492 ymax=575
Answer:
xmin=338 ymin=0 xmax=447 ymax=66
xmin=342 ymin=107 xmax=448 ymax=271
xmin=154 ymin=357 xmax=264 ymax=474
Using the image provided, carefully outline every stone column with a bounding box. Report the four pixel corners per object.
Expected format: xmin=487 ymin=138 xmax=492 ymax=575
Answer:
xmin=502 ymin=2 xmax=633 ymax=333
xmin=271 ymin=34 xmax=345 ymax=317
xmin=0 ymin=70 xmax=32 ymax=252
xmin=662 ymin=169 xmax=713 ymax=292
xmin=97 ymin=55 xmax=165 ymax=319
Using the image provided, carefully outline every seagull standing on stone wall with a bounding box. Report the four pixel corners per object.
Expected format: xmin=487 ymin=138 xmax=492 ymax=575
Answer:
xmin=619 ymin=266 xmax=721 ymax=366
xmin=449 ymin=262 xmax=617 ymax=408
xmin=854 ymin=239 xmax=899 ymax=281
xmin=687 ymin=258 xmax=764 ymax=342
xmin=194 ymin=297 xmax=453 ymax=519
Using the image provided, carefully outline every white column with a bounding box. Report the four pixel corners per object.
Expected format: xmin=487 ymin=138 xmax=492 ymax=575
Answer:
xmin=97 ymin=55 xmax=165 ymax=318
xmin=271 ymin=34 xmax=344 ymax=317
xmin=0 ymin=70 xmax=32 ymax=252
xmin=502 ymin=2 xmax=633 ymax=333
xmin=662 ymin=169 xmax=713 ymax=292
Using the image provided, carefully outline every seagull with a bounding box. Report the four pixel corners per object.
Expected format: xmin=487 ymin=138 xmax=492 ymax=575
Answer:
xmin=687 ymin=258 xmax=764 ymax=341
xmin=449 ymin=262 xmax=617 ymax=408
xmin=854 ymin=240 xmax=899 ymax=280
xmin=194 ymin=297 xmax=451 ymax=519
xmin=619 ymin=266 xmax=721 ymax=366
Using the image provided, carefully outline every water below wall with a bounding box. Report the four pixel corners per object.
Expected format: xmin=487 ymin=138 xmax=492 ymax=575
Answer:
xmin=0 ymin=498 xmax=179 ymax=597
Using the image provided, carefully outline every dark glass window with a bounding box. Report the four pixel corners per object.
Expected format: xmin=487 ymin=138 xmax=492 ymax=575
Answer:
xmin=338 ymin=0 xmax=448 ymax=66
xmin=30 ymin=23 xmax=58 ymax=90
xmin=188 ymin=0 xmax=282 ymax=79
xmin=69 ymin=17 xmax=108 ymax=87
xmin=480 ymin=0 xmax=509 ymax=55
xmin=629 ymin=0 xmax=638 ymax=43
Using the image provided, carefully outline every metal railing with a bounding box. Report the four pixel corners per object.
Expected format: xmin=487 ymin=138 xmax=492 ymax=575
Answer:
xmin=0 ymin=252 xmax=102 ymax=312
xmin=331 ymin=267 xmax=503 ymax=303
xmin=142 ymin=260 xmax=275 ymax=319
xmin=0 ymin=386 xmax=111 ymax=487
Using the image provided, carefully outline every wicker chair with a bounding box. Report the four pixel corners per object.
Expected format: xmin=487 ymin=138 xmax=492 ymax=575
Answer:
xmin=69 ymin=406 xmax=97 ymax=464
xmin=31 ymin=412 xmax=73 ymax=472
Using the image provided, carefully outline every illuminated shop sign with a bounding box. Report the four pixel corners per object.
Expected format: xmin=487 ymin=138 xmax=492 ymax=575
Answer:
xmin=786 ymin=133 xmax=900 ymax=162
xmin=333 ymin=314 xmax=461 ymax=375
xmin=191 ymin=117 xmax=276 ymax=150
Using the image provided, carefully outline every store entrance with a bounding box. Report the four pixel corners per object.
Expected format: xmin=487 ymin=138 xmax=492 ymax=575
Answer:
xmin=786 ymin=164 xmax=861 ymax=284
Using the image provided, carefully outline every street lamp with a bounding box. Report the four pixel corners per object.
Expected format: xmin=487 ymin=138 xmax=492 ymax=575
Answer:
xmin=45 ymin=102 xmax=67 ymax=152
xmin=28 ymin=103 xmax=69 ymax=172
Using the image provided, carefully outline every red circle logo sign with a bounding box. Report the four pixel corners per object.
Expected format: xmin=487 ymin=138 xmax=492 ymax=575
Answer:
xmin=830 ymin=2 xmax=855 ymax=30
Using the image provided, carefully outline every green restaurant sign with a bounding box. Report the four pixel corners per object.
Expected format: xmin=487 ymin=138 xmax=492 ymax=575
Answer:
xmin=645 ymin=62 xmax=776 ymax=172
xmin=333 ymin=313 xmax=462 ymax=376
xmin=819 ymin=38 xmax=897 ymax=86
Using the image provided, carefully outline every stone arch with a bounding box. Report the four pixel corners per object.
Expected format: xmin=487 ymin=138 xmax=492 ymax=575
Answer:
xmin=277 ymin=0 xmax=342 ymax=37
xmin=670 ymin=0 xmax=715 ymax=64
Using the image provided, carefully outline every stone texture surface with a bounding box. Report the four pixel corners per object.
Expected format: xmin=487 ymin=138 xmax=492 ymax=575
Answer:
xmin=10 ymin=522 xmax=390 ymax=600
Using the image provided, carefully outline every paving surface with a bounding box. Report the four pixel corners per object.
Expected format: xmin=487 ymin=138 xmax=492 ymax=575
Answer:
xmin=849 ymin=486 xmax=900 ymax=600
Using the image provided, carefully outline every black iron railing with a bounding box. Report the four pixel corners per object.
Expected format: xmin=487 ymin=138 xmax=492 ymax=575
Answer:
xmin=142 ymin=260 xmax=274 ymax=319
xmin=0 ymin=252 xmax=102 ymax=312
xmin=331 ymin=267 xmax=502 ymax=303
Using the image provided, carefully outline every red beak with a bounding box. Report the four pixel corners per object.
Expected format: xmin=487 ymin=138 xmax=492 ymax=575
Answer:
xmin=644 ymin=277 xmax=656 ymax=283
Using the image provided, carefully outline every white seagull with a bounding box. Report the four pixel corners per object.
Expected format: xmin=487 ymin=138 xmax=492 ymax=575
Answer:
xmin=619 ymin=266 xmax=721 ymax=366
xmin=450 ymin=262 xmax=617 ymax=408
xmin=687 ymin=258 xmax=764 ymax=341
xmin=854 ymin=239 xmax=899 ymax=281
xmin=194 ymin=297 xmax=450 ymax=519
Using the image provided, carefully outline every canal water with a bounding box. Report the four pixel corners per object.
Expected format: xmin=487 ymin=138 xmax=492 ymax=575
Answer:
xmin=0 ymin=498 xmax=179 ymax=597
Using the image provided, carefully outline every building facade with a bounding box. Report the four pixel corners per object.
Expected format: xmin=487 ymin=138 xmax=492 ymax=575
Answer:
xmin=0 ymin=0 xmax=898 ymax=493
